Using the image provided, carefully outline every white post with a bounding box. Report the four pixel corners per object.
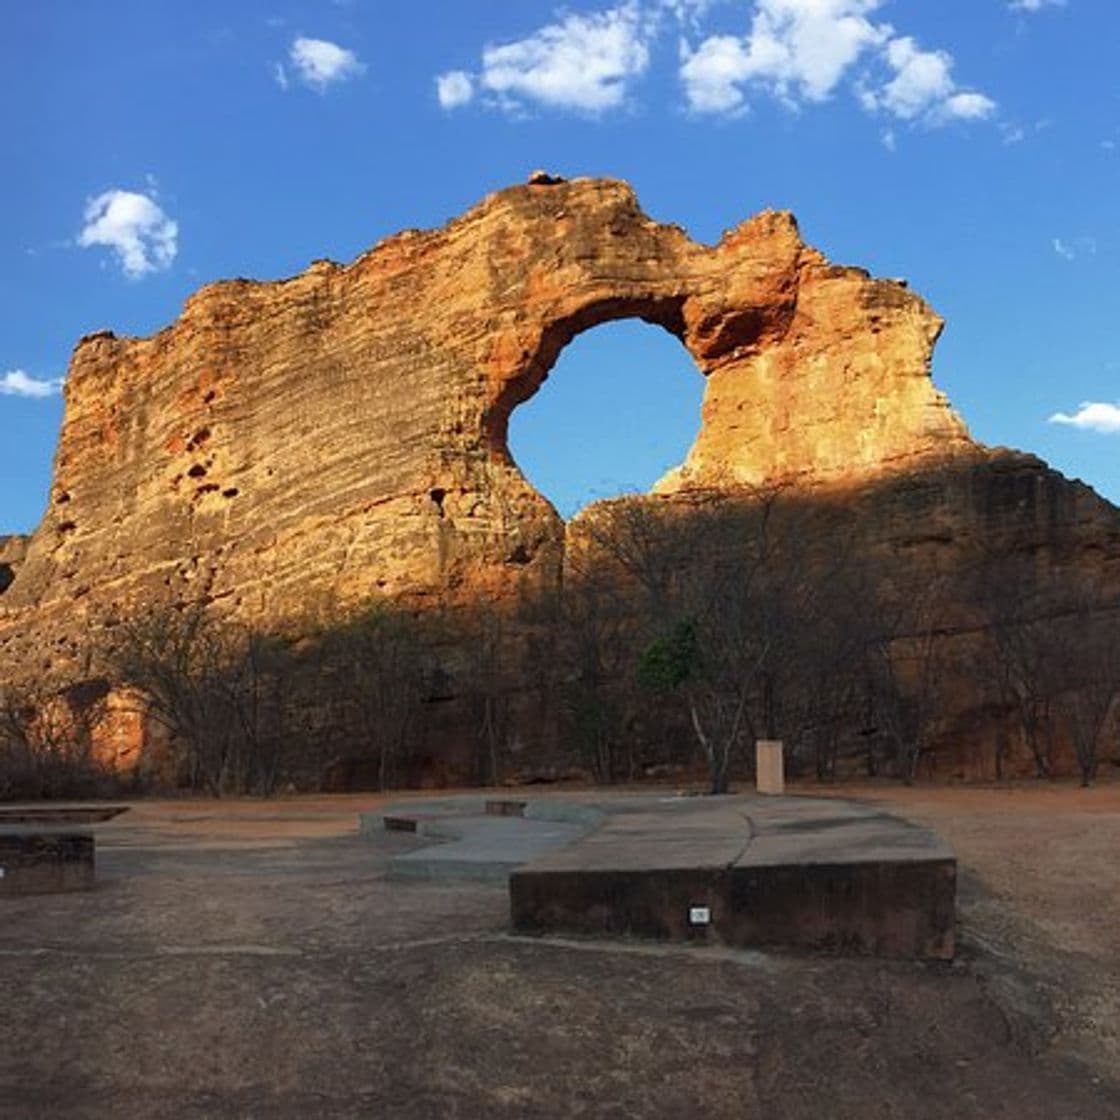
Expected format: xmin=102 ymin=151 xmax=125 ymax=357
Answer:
xmin=756 ymin=740 xmax=784 ymax=795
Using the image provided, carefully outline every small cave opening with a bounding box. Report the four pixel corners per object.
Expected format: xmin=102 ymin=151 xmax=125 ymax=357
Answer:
xmin=507 ymin=319 xmax=706 ymax=519
xmin=0 ymin=563 xmax=13 ymax=595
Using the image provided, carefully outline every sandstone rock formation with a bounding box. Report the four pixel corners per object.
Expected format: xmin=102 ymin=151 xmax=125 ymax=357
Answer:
xmin=1 ymin=176 xmax=1118 ymax=779
xmin=0 ymin=535 xmax=27 ymax=596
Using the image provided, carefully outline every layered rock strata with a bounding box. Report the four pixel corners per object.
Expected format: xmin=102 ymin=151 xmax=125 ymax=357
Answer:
xmin=0 ymin=176 xmax=1117 ymax=777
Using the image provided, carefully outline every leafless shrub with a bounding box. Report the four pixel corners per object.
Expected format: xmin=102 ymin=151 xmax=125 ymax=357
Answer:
xmin=0 ymin=678 xmax=111 ymax=800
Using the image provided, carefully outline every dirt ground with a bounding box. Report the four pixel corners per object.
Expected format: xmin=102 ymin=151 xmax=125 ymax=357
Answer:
xmin=1 ymin=783 xmax=1118 ymax=1119
xmin=816 ymin=780 xmax=1120 ymax=1081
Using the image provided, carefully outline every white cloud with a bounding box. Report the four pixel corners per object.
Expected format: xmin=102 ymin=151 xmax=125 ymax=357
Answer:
xmin=679 ymin=1 xmax=992 ymax=127
xmin=679 ymin=35 xmax=754 ymax=113
xmin=871 ymin=36 xmax=953 ymax=119
xmin=436 ymin=70 xmax=474 ymax=109
xmin=288 ymin=36 xmax=365 ymax=91
xmin=861 ymin=35 xmax=995 ymax=124
xmin=1053 ymin=237 xmax=1076 ymax=260
xmin=1009 ymin=0 xmax=1066 ymax=11
xmin=1 ymin=370 xmax=63 ymax=399
xmin=682 ymin=0 xmax=887 ymax=114
xmin=1049 ymin=403 xmax=1120 ymax=434
xmin=660 ymin=0 xmax=720 ymax=33
xmin=937 ymin=90 xmax=997 ymax=122
xmin=77 ymin=189 xmax=178 ymax=279
xmin=440 ymin=1 xmax=995 ymax=129
xmin=471 ymin=3 xmax=653 ymax=114
xmin=1052 ymin=235 xmax=1097 ymax=261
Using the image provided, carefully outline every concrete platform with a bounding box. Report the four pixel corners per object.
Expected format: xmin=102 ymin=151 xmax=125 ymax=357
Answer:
xmin=0 ymin=805 xmax=127 ymax=826
xmin=367 ymin=793 xmax=957 ymax=959
xmin=364 ymin=797 xmax=592 ymax=884
xmin=0 ymin=826 xmax=95 ymax=896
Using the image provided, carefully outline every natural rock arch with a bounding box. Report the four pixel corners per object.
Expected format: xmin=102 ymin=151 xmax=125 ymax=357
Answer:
xmin=2 ymin=175 xmax=1110 ymax=689
xmin=506 ymin=317 xmax=707 ymax=518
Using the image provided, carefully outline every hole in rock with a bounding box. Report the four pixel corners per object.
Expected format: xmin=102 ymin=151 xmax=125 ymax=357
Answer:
xmin=507 ymin=320 xmax=705 ymax=519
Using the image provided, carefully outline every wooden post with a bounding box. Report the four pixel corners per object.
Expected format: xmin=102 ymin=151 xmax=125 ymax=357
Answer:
xmin=756 ymin=740 xmax=784 ymax=795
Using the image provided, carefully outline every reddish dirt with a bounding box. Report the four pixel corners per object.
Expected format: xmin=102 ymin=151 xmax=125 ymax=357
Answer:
xmin=811 ymin=779 xmax=1120 ymax=1076
xmin=0 ymin=785 xmax=1117 ymax=1118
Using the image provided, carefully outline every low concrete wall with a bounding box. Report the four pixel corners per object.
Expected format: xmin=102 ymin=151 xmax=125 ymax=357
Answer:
xmin=509 ymin=798 xmax=957 ymax=960
xmin=0 ymin=828 xmax=95 ymax=896
xmin=511 ymin=855 xmax=956 ymax=960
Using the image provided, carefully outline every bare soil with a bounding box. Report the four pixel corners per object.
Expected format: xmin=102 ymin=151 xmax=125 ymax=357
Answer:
xmin=816 ymin=779 xmax=1120 ymax=1080
xmin=1 ymin=785 xmax=1118 ymax=1119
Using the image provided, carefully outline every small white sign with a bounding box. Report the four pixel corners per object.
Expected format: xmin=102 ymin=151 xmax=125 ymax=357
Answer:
xmin=689 ymin=905 xmax=711 ymax=925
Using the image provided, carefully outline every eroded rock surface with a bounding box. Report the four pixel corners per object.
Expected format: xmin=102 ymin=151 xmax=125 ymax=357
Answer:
xmin=0 ymin=535 xmax=28 ymax=596
xmin=0 ymin=177 xmax=1116 ymax=713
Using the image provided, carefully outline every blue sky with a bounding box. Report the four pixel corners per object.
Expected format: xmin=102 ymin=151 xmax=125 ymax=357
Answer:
xmin=2 ymin=0 xmax=1118 ymax=527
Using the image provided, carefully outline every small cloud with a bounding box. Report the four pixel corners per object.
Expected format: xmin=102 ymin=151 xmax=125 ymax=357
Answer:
xmin=681 ymin=0 xmax=888 ymax=115
xmin=1053 ymin=237 xmax=1075 ymax=260
xmin=937 ymin=90 xmax=997 ymax=122
xmin=660 ymin=0 xmax=717 ymax=34
xmin=1 ymin=370 xmax=63 ymax=399
xmin=678 ymin=2 xmax=993 ymax=130
xmin=448 ymin=3 xmax=653 ymax=115
xmin=77 ymin=188 xmax=178 ymax=279
xmin=436 ymin=70 xmax=474 ymax=109
xmin=862 ymin=36 xmax=996 ymax=125
xmin=273 ymin=61 xmax=289 ymax=90
xmin=1102 ymin=139 xmax=1117 ymax=152
xmin=881 ymin=128 xmax=896 ymax=152
xmin=1049 ymin=402 xmax=1120 ymax=434
xmin=1009 ymin=0 xmax=1066 ymax=11
xmin=679 ymin=35 xmax=754 ymax=115
xmin=287 ymin=36 xmax=365 ymax=91
xmin=1053 ymin=236 xmax=1097 ymax=261
xmin=864 ymin=37 xmax=954 ymax=120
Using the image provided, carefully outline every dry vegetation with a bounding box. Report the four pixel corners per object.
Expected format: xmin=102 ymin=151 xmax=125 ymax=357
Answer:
xmin=3 ymin=490 xmax=1120 ymax=800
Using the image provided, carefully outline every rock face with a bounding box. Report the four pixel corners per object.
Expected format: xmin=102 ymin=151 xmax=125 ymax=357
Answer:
xmin=0 ymin=176 xmax=1118 ymax=777
xmin=0 ymin=535 xmax=27 ymax=596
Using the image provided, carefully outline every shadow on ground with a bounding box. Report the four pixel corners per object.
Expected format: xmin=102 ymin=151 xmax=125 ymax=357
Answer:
xmin=0 ymin=793 xmax=1116 ymax=1119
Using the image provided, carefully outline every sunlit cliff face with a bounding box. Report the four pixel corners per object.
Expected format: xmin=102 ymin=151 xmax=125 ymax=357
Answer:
xmin=1 ymin=176 xmax=1115 ymax=709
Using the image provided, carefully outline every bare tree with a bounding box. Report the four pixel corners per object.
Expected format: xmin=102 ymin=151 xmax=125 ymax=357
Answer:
xmin=0 ymin=678 xmax=109 ymax=799
xmin=633 ymin=488 xmax=838 ymax=793
xmin=966 ymin=549 xmax=1062 ymax=779
xmin=104 ymin=606 xmax=294 ymax=795
xmin=864 ymin=579 xmax=955 ymax=785
xmin=456 ymin=605 xmax=514 ymax=786
xmin=1050 ymin=598 xmax=1120 ymax=786
xmin=316 ymin=602 xmax=433 ymax=791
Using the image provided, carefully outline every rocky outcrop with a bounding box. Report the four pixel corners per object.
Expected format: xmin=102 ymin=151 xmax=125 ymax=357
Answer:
xmin=0 ymin=535 xmax=28 ymax=596
xmin=0 ymin=177 xmax=989 ymax=669
xmin=0 ymin=175 xmax=1117 ymax=782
